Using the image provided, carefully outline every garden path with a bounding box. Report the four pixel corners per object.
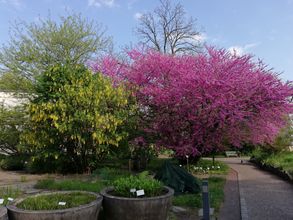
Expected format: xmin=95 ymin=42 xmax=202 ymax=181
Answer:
xmin=219 ymin=157 xmax=293 ymax=220
xmin=0 ymin=170 xmax=46 ymax=190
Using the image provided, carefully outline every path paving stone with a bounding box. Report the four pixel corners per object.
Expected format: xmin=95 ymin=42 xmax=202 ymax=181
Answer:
xmin=219 ymin=158 xmax=293 ymax=220
xmin=218 ymin=168 xmax=241 ymax=220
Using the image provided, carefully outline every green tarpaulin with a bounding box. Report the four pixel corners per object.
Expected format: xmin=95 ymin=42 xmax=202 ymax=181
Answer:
xmin=154 ymin=160 xmax=200 ymax=195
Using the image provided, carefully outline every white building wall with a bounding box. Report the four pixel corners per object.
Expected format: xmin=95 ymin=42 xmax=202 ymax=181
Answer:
xmin=0 ymin=92 xmax=26 ymax=107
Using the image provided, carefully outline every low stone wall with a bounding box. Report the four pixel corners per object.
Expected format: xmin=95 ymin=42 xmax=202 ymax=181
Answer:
xmin=250 ymin=158 xmax=293 ymax=183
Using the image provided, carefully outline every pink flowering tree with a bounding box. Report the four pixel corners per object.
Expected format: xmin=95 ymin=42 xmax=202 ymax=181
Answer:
xmin=92 ymin=48 xmax=293 ymax=158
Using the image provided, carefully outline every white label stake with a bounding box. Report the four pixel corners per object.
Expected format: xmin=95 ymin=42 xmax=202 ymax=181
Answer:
xmin=58 ymin=202 xmax=66 ymax=206
xmin=136 ymin=189 xmax=145 ymax=197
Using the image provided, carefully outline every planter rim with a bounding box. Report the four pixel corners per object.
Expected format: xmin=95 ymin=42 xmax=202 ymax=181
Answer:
xmin=0 ymin=207 xmax=6 ymax=216
xmin=6 ymin=190 xmax=102 ymax=214
xmin=100 ymin=186 xmax=174 ymax=201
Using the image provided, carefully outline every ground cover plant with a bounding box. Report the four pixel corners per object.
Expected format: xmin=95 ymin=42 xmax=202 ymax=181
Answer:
xmin=16 ymin=192 xmax=96 ymax=210
xmin=189 ymin=159 xmax=229 ymax=175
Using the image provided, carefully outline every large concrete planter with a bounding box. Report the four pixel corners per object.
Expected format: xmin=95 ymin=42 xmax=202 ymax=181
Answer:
xmin=0 ymin=207 xmax=7 ymax=220
xmin=7 ymin=191 xmax=102 ymax=220
xmin=100 ymin=186 xmax=174 ymax=220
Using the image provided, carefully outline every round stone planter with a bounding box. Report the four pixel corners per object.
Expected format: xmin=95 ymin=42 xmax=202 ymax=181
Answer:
xmin=100 ymin=186 xmax=174 ymax=220
xmin=0 ymin=207 xmax=7 ymax=220
xmin=6 ymin=191 xmax=103 ymax=220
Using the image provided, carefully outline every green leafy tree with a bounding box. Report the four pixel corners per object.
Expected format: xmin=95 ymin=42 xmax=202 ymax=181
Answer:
xmin=0 ymin=14 xmax=112 ymax=93
xmin=271 ymin=116 xmax=293 ymax=151
xmin=0 ymin=105 xmax=27 ymax=155
xmin=22 ymin=64 xmax=136 ymax=173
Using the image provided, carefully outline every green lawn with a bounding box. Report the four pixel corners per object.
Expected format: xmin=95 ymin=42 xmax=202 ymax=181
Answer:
xmin=35 ymin=179 xmax=106 ymax=193
xmin=172 ymin=177 xmax=225 ymax=212
xmin=0 ymin=187 xmax=21 ymax=205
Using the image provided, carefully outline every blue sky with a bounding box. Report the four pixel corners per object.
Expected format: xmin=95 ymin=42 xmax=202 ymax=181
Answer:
xmin=0 ymin=0 xmax=292 ymax=81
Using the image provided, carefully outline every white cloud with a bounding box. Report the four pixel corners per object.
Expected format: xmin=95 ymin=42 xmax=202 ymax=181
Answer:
xmin=228 ymin=46 xmax=244 ymax=56
xmin=228 ymin=42 xmax=259 ymax=56
xmin=134 ymin=12 xmax=143 ymax=20
xmin=128 ymin=0 xmax=140 ymax=10
xmin=88 ymin=0 xmax=116 ymax=8
xmin=0 ymin=0 xmax=23 ymax=8
xmin=191 ymin=33 xmax=207 ymax=43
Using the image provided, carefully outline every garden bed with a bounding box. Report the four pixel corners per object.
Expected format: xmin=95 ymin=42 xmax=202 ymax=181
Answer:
xmin=250 ymin=158 xmax=293 ymax=183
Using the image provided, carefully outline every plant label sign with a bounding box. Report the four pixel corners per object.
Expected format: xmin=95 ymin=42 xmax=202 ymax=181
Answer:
xmin=7 ymin=198 xmax=14 ymax=202
xmin=58 ymin=202 xmax=66 ymax=206
xmin=130 ymin=188 xmax=136 ymax=193
xmin=136 ymin=189 xmax=145 ymax=197
xmin=0 ymin=199 xmax=4 ymax=204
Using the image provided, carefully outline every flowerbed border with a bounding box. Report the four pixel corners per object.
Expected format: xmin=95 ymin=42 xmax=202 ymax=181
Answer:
xmin=250 ymin=158 xmax=293 ymax=183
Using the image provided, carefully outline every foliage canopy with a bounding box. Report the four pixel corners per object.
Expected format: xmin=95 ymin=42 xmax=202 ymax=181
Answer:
xmin=22 ymin=64 xmax=136 ymax=173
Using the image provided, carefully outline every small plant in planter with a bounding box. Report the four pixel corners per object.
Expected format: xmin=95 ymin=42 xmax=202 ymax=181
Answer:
xmin=16 ymin=192 xmax=96 ymax=210
xmin=100 ymin=172 xmax=174 ymax=220
xmin=6 ymin=191 xmax=103 ymax=220
xmin=113 ymin=171 xmax=163 ymax=198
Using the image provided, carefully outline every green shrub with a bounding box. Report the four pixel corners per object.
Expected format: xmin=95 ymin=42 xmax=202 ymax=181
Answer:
xmin=113 ymin=172 xmax=163 ymax=197
xmin=25 ymin=154 xmax=77 ymax=174
xmin=17 ymin=192 xmax=96 ymax=210
xmin=0 ymin=154 xmax=27 ymax=170
xmin=251 ymin=148 xmax=293 ymax=175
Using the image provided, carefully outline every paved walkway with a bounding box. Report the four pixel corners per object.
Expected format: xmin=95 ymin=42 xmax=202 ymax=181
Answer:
xmin=219 ymin=157 xmax=293 ymax=220
xmin=218 ymin=168 xmax=241 ymax=220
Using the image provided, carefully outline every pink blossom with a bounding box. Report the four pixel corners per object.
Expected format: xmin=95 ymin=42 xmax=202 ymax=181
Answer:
xmin=93 ymin=47 xmax=293 ymax=157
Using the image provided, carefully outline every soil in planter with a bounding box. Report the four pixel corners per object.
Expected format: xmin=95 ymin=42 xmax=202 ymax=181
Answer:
xmin=17 ymin=192 xmax=96 ymax=210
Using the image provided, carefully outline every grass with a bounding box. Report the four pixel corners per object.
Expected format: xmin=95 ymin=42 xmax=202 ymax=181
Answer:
xmin=92 ymin=167 xmax=130 ymax=182
xmin=0 ymin=187 xmax=21 ymax=205
xmin=17 ymin=192 xmax=96 ymax=210
xmin=172 ymin=177 xmax=226 ymax=212
xmin=35 ymin=160 xmax=226 ymax=213
xmin=35 ymin=167 xmax=130 ymax=192
xmin=35 ymin=179 xmax=106 ymax=193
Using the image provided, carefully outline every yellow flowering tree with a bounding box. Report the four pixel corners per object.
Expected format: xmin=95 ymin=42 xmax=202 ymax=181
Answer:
xmin=23 ymin=64 xmax=136 ymax=173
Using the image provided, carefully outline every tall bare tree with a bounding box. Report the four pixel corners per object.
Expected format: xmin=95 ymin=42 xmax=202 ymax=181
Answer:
xmin=136 ymin=0 xmax=202 ymax=54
